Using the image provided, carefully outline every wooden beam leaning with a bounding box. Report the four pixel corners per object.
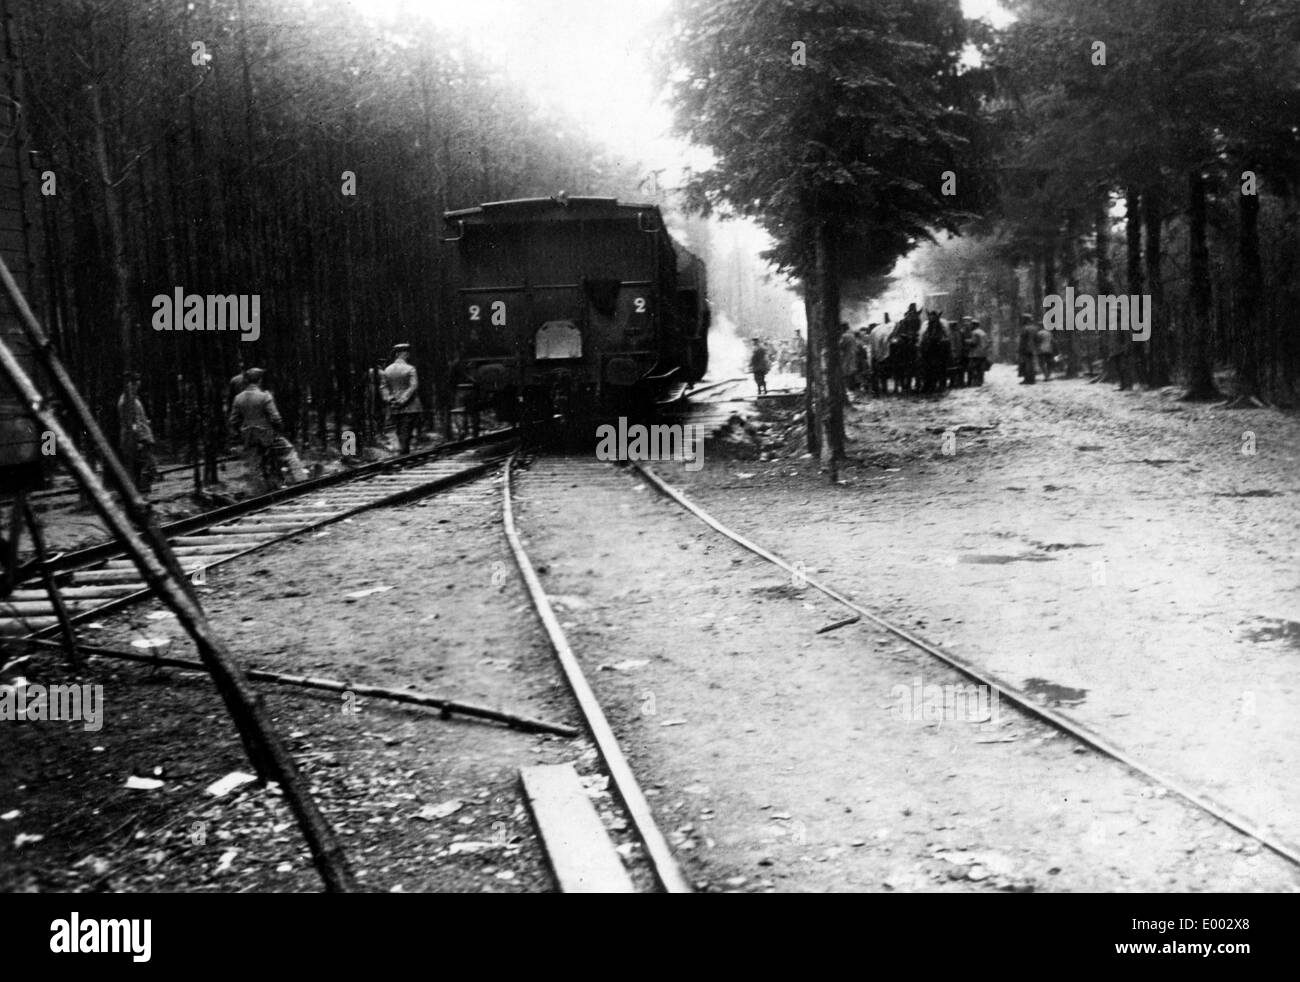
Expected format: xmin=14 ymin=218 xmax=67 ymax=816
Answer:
xmin=20 ymin=498 xmax=81 ymax=668
xmin=0 ymin=256 xmax=356 ymax=893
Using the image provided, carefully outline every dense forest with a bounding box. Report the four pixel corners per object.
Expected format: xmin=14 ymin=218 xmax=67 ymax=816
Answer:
xmin=11 ymin=0 xmax=1300 ymax=481
xmin=12 ymin=0 xmax=638 ymax=475
xmin=658 ymin=0 xmax=1300 ymax=463
xmin=976 ymin=0 xmax=1300 ymax=405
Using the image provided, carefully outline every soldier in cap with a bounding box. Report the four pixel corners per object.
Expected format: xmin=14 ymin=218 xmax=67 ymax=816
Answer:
xmin=748 ymin=338 xmax=770 ymax=395
xmin=380 ymin=343 xmax=423 ymax=454
xmin=228 ymin=368 xmax=305 ymax=492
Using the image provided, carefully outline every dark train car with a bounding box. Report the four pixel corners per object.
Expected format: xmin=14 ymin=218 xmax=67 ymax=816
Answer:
xmin=442 ymin=195 xmax=709 ymax=421
xmin=0 ymin=1 xmax=45 ymax=493
xmin=675 ymin=242 xmax=710 ymax=384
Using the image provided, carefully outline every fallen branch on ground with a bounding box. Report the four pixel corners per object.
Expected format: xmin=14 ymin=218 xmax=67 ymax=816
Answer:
xmin=24 ymin=638 xmax=579 ymax=737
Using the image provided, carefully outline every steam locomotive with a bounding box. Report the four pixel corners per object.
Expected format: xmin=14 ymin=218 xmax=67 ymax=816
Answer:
xmin=442 ymin=195 xmax=709 ymax=423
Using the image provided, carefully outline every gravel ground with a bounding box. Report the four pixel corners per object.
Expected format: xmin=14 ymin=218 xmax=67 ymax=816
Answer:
xmin=673 ymin=365 xmax=1300 ymax=859
xmin=3 ymin=367 xmax=1297 ymax=892
xmin=1 ymin=471 xmax=631 ymax=893
xmin=510 ymin=438 xmax=1300 ymax=892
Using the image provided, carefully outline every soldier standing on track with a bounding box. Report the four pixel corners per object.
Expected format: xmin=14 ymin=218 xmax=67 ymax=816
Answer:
xmin=749 ymin=338 xmax=770 ymax=395
xmin=117 ymin=372 xmax=157 ymax=496
xmin=229 ymin=367 xmax=304 ymax=493
xmin=380 ymin=343 xmax=423 ymax=455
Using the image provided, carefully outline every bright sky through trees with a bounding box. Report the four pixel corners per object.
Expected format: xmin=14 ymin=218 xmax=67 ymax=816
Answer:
xmin=343 ymin=0 xmax=1011 ymax=172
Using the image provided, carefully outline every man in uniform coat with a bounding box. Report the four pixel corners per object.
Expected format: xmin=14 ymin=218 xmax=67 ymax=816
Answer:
xmin=380 ymin=343 xmax=423 ymax=454
xmin=229 ymin=368 xmax=303 ymax=492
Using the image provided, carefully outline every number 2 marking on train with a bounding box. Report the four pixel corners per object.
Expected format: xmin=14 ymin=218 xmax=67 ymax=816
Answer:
xmin=468 ymin=304 xmax=481 ymax=321
xmin=634 ymin=297 xmax=647 ymax=313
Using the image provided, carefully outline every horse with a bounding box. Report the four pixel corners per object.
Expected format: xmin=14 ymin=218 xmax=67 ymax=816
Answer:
xmin=919 ymin=311 xmax=950 ymax=394
xmin=889 ymin=328 xmax=918 ymax=395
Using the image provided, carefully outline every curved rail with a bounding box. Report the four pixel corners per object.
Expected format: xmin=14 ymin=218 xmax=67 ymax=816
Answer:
xmin=501 ymin=454 xmax=691 ymax=894
xmin=629 ymin=459 xmax=1300 ymax=871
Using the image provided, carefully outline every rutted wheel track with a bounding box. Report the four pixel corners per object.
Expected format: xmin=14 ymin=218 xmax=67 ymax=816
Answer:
xmin=0 ymin=431 xmax=516 ymax=638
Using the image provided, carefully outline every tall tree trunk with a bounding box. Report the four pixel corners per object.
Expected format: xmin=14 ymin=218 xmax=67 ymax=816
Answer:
xmin=88 ymin=80 xmax=137 ymax=487
xmin=802 ymin=290 xmax=820 ymax=456
xmin=1183 ymin=170 xmax=1220 ymax=400
xmin=813 ymin=222 xmax=844 ymax=472
xmin=1232 ymin=174 xmax=1263 ymax=404
xmin=1119 ymin=187 xmax=1142 ymax=387
xmin=1143 ymin=185 xmax=1170 ymax=387
xmin=1094 ymin=196 xmax=1113 ymax=368
xmin=1057 ymin=233 xmax=1078 ymax=378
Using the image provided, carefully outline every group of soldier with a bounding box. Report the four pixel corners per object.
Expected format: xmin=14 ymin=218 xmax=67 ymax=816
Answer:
xmin=746 ymin=306 xmax=994 ymax=400
xmin=1015 ymin=312 xmax=1058 ymax=384
xmin=746 ymin=306 xmax=992 ymax=399
xmin=116 ymin=342 xmax=425 ymax=499
xmin=841 ymin=308 xmax=991 ymax=397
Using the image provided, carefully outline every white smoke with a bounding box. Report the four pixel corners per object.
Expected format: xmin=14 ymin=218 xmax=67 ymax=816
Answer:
xmin=708 ymin=308 xmax=752 ymax=377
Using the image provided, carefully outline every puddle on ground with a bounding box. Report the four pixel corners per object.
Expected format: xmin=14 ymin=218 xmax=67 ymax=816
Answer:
xmin=959 ymin=553 xmax=1056 ymax=564
xmin=1243 ymin=617 xmax=1300 ymax=648
xmin=1023 ymin=677 xmax=1088 ymax=707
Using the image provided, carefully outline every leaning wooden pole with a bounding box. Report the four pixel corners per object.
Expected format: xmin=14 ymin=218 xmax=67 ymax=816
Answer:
xmin=0 ymin=262 xmax=199 ymax=604
xmin=0 ymin=257 xmax=356 ymax=892
xmin=21 ymin=499 xmax=80 ymax=670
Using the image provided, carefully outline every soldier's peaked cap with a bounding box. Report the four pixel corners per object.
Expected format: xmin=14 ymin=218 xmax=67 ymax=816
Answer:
xmin=392 ymin=342 xmax=411 ymax=351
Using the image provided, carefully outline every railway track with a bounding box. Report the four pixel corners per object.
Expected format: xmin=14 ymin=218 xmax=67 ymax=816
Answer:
xmin=499 ymin=450 xmax=1300 ymax=890
xmin=13 ymin=396 xmax=1289 ymax=891
xmin=9 ymin=428 xmax=688 ymax=892
xmin=10 ymin=381 xmax=1292 ymax=891
xmin=681 ymin=376 xmax=749 ymax=401
xmin=502 ymin=454 xmax=691 ymax=894
xmin=0 ymin=430 xmax=516 ymax=638
xmin=624 ymin=459 xmax=1300 ymax=875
